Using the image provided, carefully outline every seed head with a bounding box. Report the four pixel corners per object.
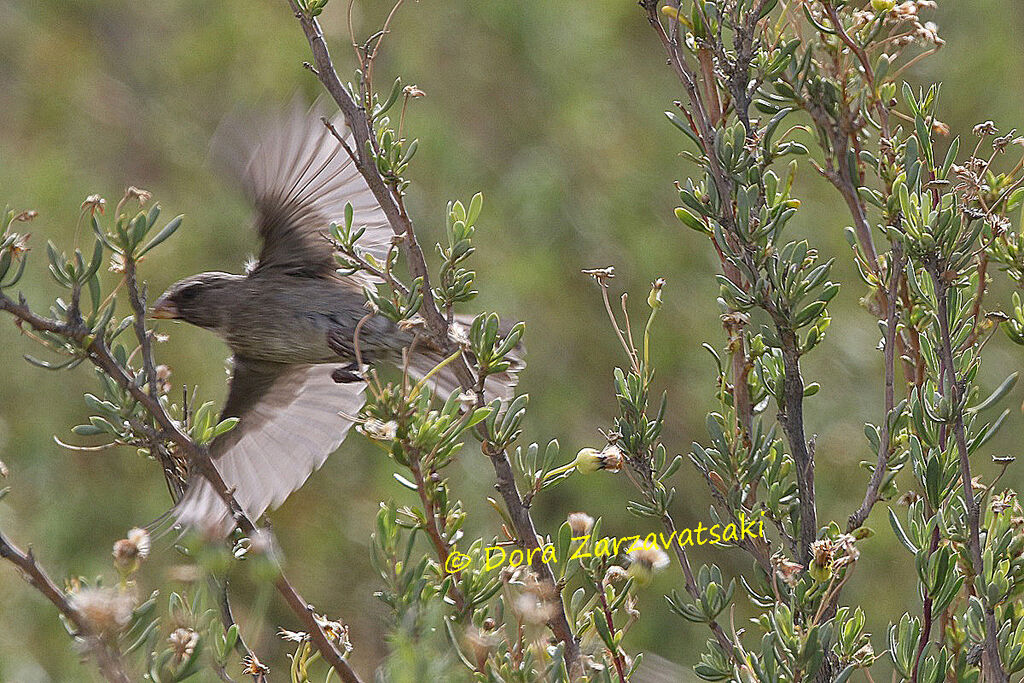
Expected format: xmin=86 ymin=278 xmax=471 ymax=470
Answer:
xmin=81 ymin=194 xmax=106 ymax=216
xmin=70 ymin=587 xmax=134 ymax=635
xmin=113 ymin=527 xmax=150 ymax=574
xmin=168 ymin=627 xmax=198 ymax=663
xmin=567 ymin=511 xmax=594 ymax=536
xmin=626 ymin=545 xmax=669 ymax=585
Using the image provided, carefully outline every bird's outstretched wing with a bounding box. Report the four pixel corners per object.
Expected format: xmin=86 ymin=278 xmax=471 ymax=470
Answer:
xmin=175 ymin=357 xmax=366 ymax=533
xmin=218 ymin=100 xmax=392 ymax=277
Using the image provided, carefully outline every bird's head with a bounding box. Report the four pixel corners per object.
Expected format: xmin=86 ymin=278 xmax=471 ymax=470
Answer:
xmin=152 ymin=272 xmax=242 ymax=331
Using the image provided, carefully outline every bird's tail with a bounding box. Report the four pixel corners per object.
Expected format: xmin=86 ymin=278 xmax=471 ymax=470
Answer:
xmin=404 ymin=314 xmax=523 ymax=401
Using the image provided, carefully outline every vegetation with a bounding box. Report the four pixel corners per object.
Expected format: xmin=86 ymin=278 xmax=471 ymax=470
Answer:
xmin=3 ymin=1 xmax=1024 ymax=681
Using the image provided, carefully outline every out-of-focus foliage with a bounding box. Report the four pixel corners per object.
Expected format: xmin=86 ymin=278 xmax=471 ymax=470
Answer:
xmin=2 ymin=1 xmax=1024 ymax=680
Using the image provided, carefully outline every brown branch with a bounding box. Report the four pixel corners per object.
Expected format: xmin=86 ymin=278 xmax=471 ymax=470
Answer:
xmin=0 ymin=529 xmax=132 ymax=683
xmin=848 ymin=247 xmax=905 ymax=531
xmin=931 ymin=271 xmax=1007 ymax=683
xmin=910 ymin=525 xmax=940 ymax=683
xmin=775 ymin=325 xmax=817 ymax=566
xmin=408 ymin=449 xmax=467 ymax=612
xmin=595 ymin=582 xmax=628 ymax=682
xmin=0 ymin=291 xmax=362 ymax=683
xmin=285 ymin=0 xmax=447 ymax=342
xmin=285 ymin=3 xmax=583 ymax=676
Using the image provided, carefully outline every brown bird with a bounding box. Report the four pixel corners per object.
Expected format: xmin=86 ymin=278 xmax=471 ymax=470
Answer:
xmin=152 ymin=102 xmax=518 ymax=533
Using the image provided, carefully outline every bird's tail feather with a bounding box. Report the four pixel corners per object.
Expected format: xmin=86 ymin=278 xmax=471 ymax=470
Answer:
xmin=404 ymin=314 xmax=523 ymax=401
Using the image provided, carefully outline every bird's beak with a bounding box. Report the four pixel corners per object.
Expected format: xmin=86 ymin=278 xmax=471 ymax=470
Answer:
xmin=151 ymin=295 xmax=179 ymax=320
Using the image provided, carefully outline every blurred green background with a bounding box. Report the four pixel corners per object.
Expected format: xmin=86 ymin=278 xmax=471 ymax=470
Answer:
xmin=1 ymin=1 xmax=1024 ymax=680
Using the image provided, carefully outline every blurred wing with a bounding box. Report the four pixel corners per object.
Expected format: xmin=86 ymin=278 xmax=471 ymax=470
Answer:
xmin=175 ymin=357 xmax=366 ymax=533
xmin=220 ymin=100 xmax=392 ymax=277
xmin=630 ymin=654 xmax=698 ymax=683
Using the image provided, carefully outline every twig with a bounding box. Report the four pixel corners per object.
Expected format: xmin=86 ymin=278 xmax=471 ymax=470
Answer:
xmin=208 ymin=575 xmax=267 ymax=683
xmin=0 ymin=291 xmax=363 ymax=683
xmin=407 ymin=448 xmax=467 ymax=612
xmin=285 ymin=3 xmax=583 ymax=676
xmin=595 ymin=583 xmax=628 ymax=682
xmin=661 ymin=514 xmax=737 ymax=658
xmin=0 ymin=529 xmax=132 ymax=683
xmin=930 ymin=270 xmax=1007 ymax=683
xmin=848 ymin=247 xmax=905 ymax=531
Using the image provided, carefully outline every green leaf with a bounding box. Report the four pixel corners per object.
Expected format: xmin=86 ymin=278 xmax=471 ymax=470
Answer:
xmin=139 ymin=215 xmax=183 ymax=256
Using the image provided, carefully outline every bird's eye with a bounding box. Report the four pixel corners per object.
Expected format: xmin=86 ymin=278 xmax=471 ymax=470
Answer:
xmin=179 ymin=286 xmax=200 ymax=302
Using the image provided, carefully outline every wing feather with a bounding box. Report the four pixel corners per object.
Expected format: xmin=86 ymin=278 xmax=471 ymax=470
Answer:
xmin=216 ymin=99 xmax=392 ymax=277
xmin=175 ymin=360 xmax=366 ymax=534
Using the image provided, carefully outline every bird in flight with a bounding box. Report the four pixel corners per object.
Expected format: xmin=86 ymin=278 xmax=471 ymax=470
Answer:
xmin=151 ymin=101 xmax=518 ymax=534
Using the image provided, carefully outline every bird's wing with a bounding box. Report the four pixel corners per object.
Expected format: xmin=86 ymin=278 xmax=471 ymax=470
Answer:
xmin=174 ymin=357 xmax=366 ymax=533
xmin=220 ymin=100 xmax=392 ymax=278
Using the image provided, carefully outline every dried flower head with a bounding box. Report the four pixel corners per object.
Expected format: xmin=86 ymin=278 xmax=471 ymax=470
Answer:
xmin=582 ymin=265 xmax=615 ymax=283
xmin=991 ymin=490 xmax=1018 ymax=516
xmin=511 ymin=592 xmax=557 ymax=624
xmin=833 ymin=534 xmax=861 ymax=568
xmin=464 ymin=624 xmax=499 ymax=667
xmin=81 ymin=194 xmax=106 ymax=216
xmin=314 ymin=613 xmax=352 ymax=652
xmin=124 ymin=186 xmax=152 ymax=205
xmin=7 ymin=232 xmax=31 ymax=258
xmin=154 ymin=365 xmax=173 ymax=395
xmin=403 ymin=84 xmax=426 ymax=98
xmin=70 ymin=587 xmax=134 ymax=635
xmin=626 ymin=545 xmax=669 ymax=585
xmin=358 ymin=418 xmax=398 ymax=441
xmin=448 ymin=320 xmax=470 ymax=347
xmin=603 ymin=565 xmax=628 ymax=586
xmin=392 ymin=316 xmax=421 ymax=332
xmin=567 ymin=511 xmax=594 ymax=536
xmin=772 ymin=554 xmax=804 ymax=587
xmin=112 ymin=527 xmax=150 ymax=575
xmin=168 ymin=627 xmax=198 ymax=663
xmin=991 ymin=129 xmax=1018 ymax=155
xmin=931 ymin=119 xmax=950 ymax=137
xmin=13 ymin=210 xmax=37 ymax=222
xmin=973 ymin=121 xmax=998 ymax=137
xmin=242 ymin=654 xmax=270 ymax=676
xmin=278 ymin=628 xmax=309 ymax=643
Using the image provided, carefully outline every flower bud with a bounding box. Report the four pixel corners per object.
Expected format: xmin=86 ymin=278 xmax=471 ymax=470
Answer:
xmin=567 ymin=512 xmax=594 ymax=536
xmin=648 ymin=277 xmax=665 ymax=310
xmin=112 ymin=527 xmax=150 ymax=574
xmin=573 ymin=445 xmax=624 ymax=474
xmin=626 ymin=546 xmax=669 ymax=586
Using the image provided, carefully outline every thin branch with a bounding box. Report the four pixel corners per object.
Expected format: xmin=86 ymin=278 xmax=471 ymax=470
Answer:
xmin=661 ymin=514 xmax=737 ymax=658
xmin=208 ymin=576 xmax=267 ymax=683
xmin=284 ymin=4 xmax=583 ymax=676
xmin=931 ymin=271 xmax=1007 ymax=683
xmin=0 ymin=291 xmax=362 ymax=683
xmin=0 ymin=529 xmax=132 ymax=683
xmin=285 ymin=0 xmax=447 ymax=341
xmin=848 ymin=247 xmax=905 ymax=531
